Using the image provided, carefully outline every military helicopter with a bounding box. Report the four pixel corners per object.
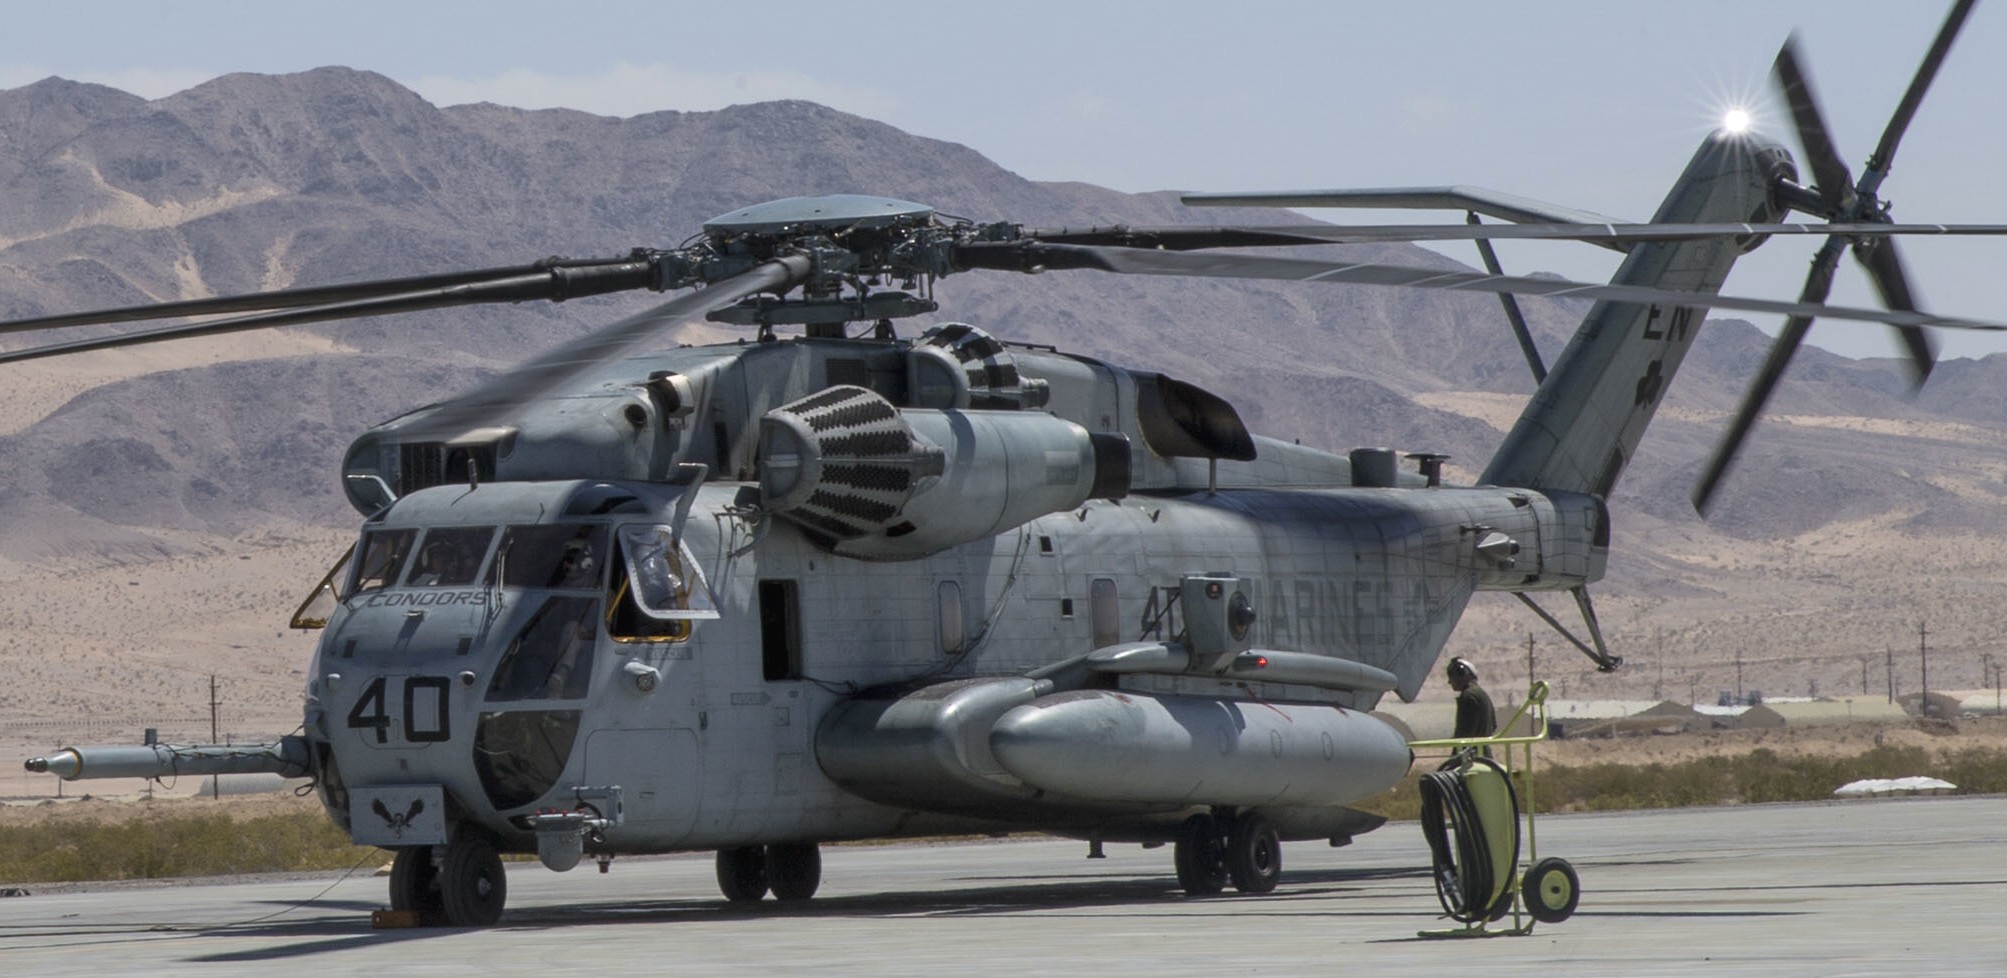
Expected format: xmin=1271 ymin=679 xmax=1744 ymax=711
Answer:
xmin=15 ymin=3 xmax=2000 ymax=927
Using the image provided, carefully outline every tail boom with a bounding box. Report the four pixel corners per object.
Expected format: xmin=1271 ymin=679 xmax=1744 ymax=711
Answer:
xmin=1480 ymin=131 xmax=1795 ymax=496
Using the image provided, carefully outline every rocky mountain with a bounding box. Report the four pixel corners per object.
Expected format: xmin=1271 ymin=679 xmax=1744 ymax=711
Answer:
xmin=4 ymin=68 xmax=2007 ymax=699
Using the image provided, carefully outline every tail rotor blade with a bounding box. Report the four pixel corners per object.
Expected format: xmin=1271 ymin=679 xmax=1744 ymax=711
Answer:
xmin=1864 ymin=0 xmax=1975 ymax=185
xmin=1853 ymin=237 xmax=1936 ymax=384
xmin=1692 ymin=238 xmax=1844 ymax=514
xmin=1773 ymin=36 xmax=1854 ymax=215
xmin=1692 ymin=316 xmax=1815 ymax=516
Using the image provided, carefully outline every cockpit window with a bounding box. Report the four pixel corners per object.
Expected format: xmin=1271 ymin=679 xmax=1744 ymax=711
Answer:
xmin=617 ymin=525 xmax=720 ymax=620
xmin=607 ymin=526 xmax=719 ymax=643
xmin=487 ymin=596 xmax=597 ymax=701
xmin=405 ymin=526 xmax=496 ymax=587
xmin=497 ymin=523 xmax=608 ymax=590
xmin=350 ymin=528 xmax=417 ymax=595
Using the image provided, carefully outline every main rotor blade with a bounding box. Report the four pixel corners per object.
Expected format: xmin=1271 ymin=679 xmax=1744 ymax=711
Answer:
xmin=955 ymin=242 xmax=2007 ymax=332
xmin=0 ymin=259 xmax=661 ymax=366
xmin=395 ymin=256 xmax=812 ymax=441
xmin=0 ymin=259 xmax=639 ymax=336
xmin=1774 ymin=35 xmax=1854 ymax=215
xmin=1690 ymin=238 xmax=1845 ymax=515
xmin=1864 ymin=0 xmax=1975 ymax=186
xmin=1021 ymin=221 xmax=2007 ymax=249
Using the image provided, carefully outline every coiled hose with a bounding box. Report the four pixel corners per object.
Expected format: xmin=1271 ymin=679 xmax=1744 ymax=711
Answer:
xmin=1418 ymin=754 xmax=1520 ymax=922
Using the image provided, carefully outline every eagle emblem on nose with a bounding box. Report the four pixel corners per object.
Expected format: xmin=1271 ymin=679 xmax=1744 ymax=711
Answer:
xmin=371 ymin=798 xmax=427 ymax=838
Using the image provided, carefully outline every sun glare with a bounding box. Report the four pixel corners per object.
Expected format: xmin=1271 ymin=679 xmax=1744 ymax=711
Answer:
xmin=1723 ymin=107 xmax=1753 ymax=134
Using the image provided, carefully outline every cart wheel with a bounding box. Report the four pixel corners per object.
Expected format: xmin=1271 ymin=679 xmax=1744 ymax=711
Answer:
xmin=1521 ymin=856 xmax=1580 ymax=923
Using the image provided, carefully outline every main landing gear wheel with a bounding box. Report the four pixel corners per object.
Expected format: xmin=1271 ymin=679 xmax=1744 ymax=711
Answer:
xmin=716 ymin=846 xmax=769 ymax=903
xmin=440 ymin=838 xmax=508 ymax=927
xmin=1174 ymin=813 xmax=1228 ymax=896
xmin=1225 ymin=812 xmax=1282 ymax=894
xmin=388 ymin=846 xmax=443 ymax=924
xmin=1521 ymin=856 xmax=1580 ymax=924
xmin=767 ymin=842 xmax=823 ymax=901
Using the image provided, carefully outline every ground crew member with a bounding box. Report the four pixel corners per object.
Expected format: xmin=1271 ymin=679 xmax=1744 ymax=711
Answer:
xmin=1447 ymin=657 xmax=1496 ymax=741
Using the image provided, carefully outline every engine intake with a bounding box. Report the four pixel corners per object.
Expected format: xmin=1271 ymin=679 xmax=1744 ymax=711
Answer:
xmin=758 ymin=385 xmax=1129 ymax=559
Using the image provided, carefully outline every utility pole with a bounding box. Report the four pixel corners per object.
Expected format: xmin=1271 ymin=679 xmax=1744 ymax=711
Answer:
xmin=1918 ymin=621 xmax=1929 ymax=717
xmin=1886 ymin=645 xmax=1895 ymax=705
xmin=209 ymin=674 xmax=220 ymax=801
xmin=1735 ymin=647 xmax=1745 ymax=705
xmin=1860 ymin=656 xmax=1870 ymax=697
xmin=1655 ymin=629 xmax=1665 ymax=700
xmin=1526 ymin=632 xmax=1536 ymax=693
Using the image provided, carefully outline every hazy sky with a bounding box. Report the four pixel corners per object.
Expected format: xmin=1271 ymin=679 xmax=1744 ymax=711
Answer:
xmin=3 ymin=0 xmax=2002 ymax=359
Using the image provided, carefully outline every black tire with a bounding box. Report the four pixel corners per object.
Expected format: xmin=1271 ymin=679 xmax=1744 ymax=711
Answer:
xmin=1173 ymin=813 xmax=1228 ymax=896
xmin=766 ymin=842 xmax=822 ymax=901
xmin=1225 ymin=812 xmax=1282 ymax=894
xmin=716 ymin=846 xmax=769 ymax=903
xmin=439 ymin=838 xmax=508 ymax=927
xmin=1521 ymin=856 xmax=1581 ymax=924
xmin=388 ymin=846 xmax=444 ymax=924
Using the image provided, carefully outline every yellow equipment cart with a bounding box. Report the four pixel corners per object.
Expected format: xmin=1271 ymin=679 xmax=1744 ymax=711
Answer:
xmin=1407 ymin=680 xmax=1578 ymax=937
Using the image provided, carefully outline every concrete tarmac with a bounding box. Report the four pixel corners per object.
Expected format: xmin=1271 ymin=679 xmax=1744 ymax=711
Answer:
xmin=2 ymin=795 xmax=2003 ymax=976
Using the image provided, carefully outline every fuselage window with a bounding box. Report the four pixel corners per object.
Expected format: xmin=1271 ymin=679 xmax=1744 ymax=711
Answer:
xmin=405 ymin=525 xmax=496 ymax=587
xmin=759 ymin=579 xmax=801 ymax=681
xmin=938 ymin=581 xmax=965 ymax=655
xmin=1091 ymin=578 xmax=1120 ymax=648
xmin=498 ymin=523 xmax=608 ymax=590
xmin=350 ymin=528 xmax=417 ymax=595
xmin=606 ymin=525 xmax=719 ymax=643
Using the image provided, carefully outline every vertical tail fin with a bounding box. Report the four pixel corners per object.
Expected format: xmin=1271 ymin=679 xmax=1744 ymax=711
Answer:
xmin=1479 ymin=132 xmax=1795 ymax=496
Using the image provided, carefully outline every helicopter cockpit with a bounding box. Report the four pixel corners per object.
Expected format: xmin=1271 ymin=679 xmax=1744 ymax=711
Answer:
xmin=302 ymin=479 xmax=724 ymax=830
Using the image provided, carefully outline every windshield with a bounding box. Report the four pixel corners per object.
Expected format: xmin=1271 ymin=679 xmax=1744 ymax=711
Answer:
xmin=487 ymin=595 xmax=597 ymax=701
xmin=405 ymin=526 xmax=496 ymax=587
xmin=498 ymin=523 xmax=609 ymax=590
xmin=350 ymin=528 xmax=417 ymax=595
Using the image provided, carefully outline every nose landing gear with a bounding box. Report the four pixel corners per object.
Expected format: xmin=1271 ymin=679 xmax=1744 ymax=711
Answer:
xmin=385 ymin=834 xmax=509 ymax=928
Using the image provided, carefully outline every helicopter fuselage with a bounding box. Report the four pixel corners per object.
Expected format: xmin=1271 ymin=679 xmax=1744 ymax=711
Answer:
xmin=305 ymin=464 xmax=1601 ymax=858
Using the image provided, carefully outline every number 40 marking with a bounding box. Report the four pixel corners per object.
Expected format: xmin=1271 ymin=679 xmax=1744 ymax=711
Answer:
xmin=346 ymin=676 xmax=452 ymax=744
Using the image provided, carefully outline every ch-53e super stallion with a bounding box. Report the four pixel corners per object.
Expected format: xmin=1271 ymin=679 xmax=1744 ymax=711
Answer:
xmin=15 ymin=3 xmax=1999 ymax=927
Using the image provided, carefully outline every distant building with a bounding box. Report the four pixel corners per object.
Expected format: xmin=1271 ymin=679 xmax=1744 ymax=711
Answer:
xmin=1895 ymin=691 xmax=1965 ymax=720
xmin=1737 ymin=697 xmax=1910 ymax=729
xmin=1942 ymin=688 xmax=2007 ymax=717
xmin=1504 ymin=699 xmax=1699 ymax=739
